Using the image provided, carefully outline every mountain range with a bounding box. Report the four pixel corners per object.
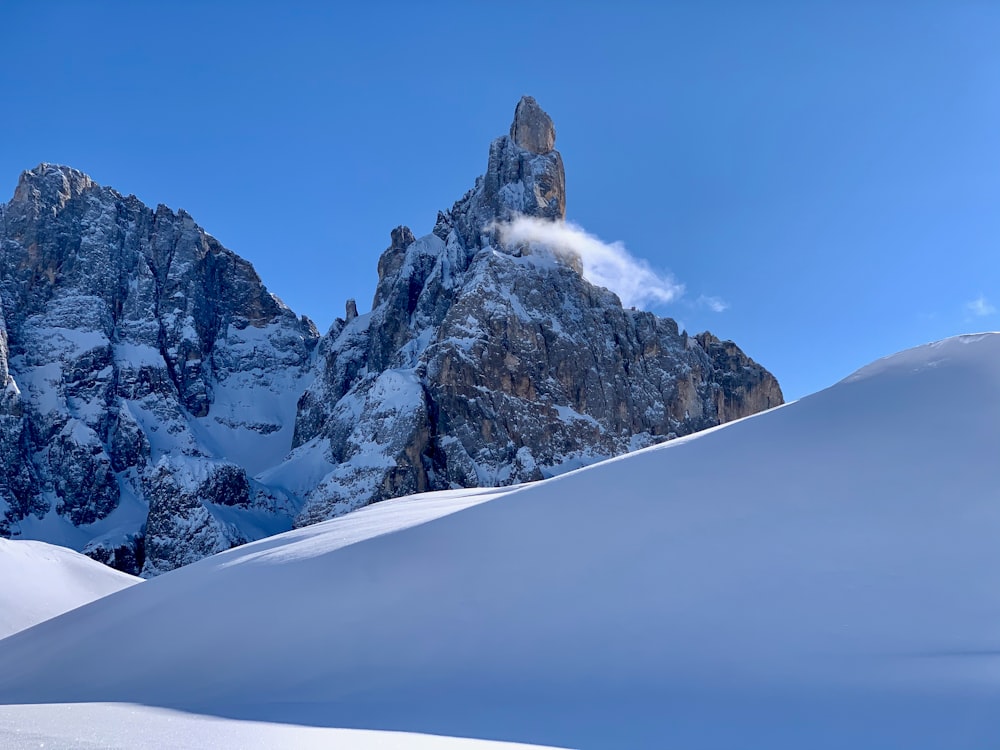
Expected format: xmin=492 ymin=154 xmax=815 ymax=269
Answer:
xmin=0 ymin=97 xmax=781 ymax=574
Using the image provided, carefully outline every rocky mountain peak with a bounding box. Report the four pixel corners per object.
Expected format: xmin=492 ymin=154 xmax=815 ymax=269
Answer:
xmin=0 ymin=167 xmax=319 ymax=573
xmin=12 ymin=164 xmax=96 ymax=213
xmin=0 ymin=96 xmax=783 ymax=577
xmin=440 ymin=96 xmax=566 ymax=255
xmin=390 ymin=224 xmax=416 ymax=250
xmin=509 ymin=95 xmax=556 ymax=154
xmin=286 ymin=95 xmax=783 ymax=528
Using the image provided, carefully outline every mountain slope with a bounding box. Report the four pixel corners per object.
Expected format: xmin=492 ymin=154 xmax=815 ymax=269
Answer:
xmin=0 ymin=97 xmax=780 ymax=576
xmin=0 ymin=164 xmax=319 ymax=575
xmin=0 ymin=539 xmax=138 ymax=639
xmin=0 ymin=704 xmax=558 ymax=750
xmin=0 ymin=333 xmax=996 ymax=749
xmin=282 ymin=95 xmax=782 ymax=524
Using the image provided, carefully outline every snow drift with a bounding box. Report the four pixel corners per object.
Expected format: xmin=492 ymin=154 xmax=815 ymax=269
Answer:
xmin=0 ymin=333 xmax=998 ymax=749
xmin=0 ymin=539 xmax=138 ymax=639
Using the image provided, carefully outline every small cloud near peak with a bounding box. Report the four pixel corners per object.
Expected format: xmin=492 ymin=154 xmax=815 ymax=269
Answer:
xmin=966 ymin=295 xmax=996 ymax=317
xmin=491 ymin=216 xmax=683 ymax=309
xmin=697 ymin=294 xmax=729 ymax=313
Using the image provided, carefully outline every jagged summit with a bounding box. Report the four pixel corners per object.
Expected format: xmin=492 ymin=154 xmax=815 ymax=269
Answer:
xmin=16 ymin=162 xmax=93 ymax=188
xmin=433 ymin=95 xmax=566 ymax=259
xmin=510 ymin=95 xmax=556 ymax=154
xmin=0 ymin=166 xmax=319 ymax=574
xmin=11 ymin=163 xmax=96 ymax=213
xmin=284 ymin=96 xmax=782 ymax=526
xmin=0 ymin=96 xmax=781 ymax=574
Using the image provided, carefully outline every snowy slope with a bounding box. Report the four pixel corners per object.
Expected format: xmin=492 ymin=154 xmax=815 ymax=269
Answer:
xmin=1 ymin=333 xmax=999 ymax=749
xmin=0 ymin=539 xmax=139 ymax=639
xmin=0 ymin=704 xmax=558 ymax=750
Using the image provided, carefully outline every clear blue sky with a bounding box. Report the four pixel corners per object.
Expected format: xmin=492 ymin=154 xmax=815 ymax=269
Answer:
xmin=2 ymin=1 xmax=999 ymax=400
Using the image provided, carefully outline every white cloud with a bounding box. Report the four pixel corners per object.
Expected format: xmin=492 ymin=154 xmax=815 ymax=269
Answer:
xmin=697 ymin=294 xmax=729 ymax=313
xmin=491 ymin=216 xmax=683 ymax=309
xmin=965 ymin=295 xmax=996 ymax=317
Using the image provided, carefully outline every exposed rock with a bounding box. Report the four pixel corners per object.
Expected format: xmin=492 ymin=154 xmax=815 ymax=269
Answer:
xmin=377 ymin=225 xmax=416 ymax=284
xmin=285 ymin=97 xmax=782 ymax=525
xmin=0 ymin=164 xmax=318 ymax=574
xmin=0 ymin=97 xmax=782 ymax=573
xmin=696 ymin=332 xmax=785 ymax=420
xmin=510 ymin=95 xmax=556 ymax=154
xmin=83 ymin=533 xmax=145 ymax=576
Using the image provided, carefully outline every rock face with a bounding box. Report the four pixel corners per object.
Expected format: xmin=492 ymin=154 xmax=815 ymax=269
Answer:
xmin=0 ymin=165 xmax=318 ymax=575
xmin=0 ymin=97 xmax=782 ymax=574
xmin=282 ymin=96 xmax=783 ymax=525
xmin=510 ymin=95 xmax=556 ymax=154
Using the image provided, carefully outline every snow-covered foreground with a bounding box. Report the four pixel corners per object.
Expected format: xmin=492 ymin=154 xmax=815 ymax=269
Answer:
xmin=2 ymin=333 xmax=999 ymax=749
xmin=0 ymin=703 xmax=557 ymax=750
xmin=0 ymin=539 xmax=139 ymax=639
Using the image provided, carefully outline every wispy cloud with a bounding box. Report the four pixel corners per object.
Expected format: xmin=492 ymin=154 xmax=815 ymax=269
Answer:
xmin=491 ymin=216 xmax=683 ymax=309
xmin=697 ymin=294 xmax=729 ymax=313
xmin=965 ymin=295 xmax=996 ymax=317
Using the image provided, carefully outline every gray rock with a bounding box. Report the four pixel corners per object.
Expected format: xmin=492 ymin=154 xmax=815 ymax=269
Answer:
xmin=287 ymin=97 xmax=783 ymax=525
xmin=0 ymin=164 xmax=318 ymax=574
xmin=510 ymin=95 xmax=556 ymax=154
xmin=0 ymin=97 xmax=783 ymax=574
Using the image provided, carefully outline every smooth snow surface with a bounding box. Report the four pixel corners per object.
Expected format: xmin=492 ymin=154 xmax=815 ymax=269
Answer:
xmin=0 ymin=703 xmax=558 ymax=750
xmin=0 ymin=540 xmax=139 ymax=639
xmin=2 ymin=333 xmax=1000 ymax=749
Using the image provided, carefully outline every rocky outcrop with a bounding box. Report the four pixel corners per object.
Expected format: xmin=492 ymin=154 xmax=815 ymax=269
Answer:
xmin=509 ymin=95 xmax=556 ymax=154
xmin=0 ymin=165 xmax=318 ymax=574
xmin=284 ymin=96 xmax=783 ymax=525
xmin=0 ymin=293 xmax=38 ymax=536
xmin=0 ymin=96 xmax=782 ymax=574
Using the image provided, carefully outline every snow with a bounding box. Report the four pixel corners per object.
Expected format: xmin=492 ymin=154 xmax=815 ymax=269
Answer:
xmin=10 ymin=483 xmax=148 ymax=554
xmin=0 ymin=539 xmax=139 ymax=639
xmin=256 ymin=436 xmax=337 ymax=499
xmin=551 ymin=403 xmax=600 ymax=427
xmin=216 ymin=485 xmax=514 ymax=569
xmin=112 ymin=341 xmax=163 ymax=368
xmin=0 ymin=703 xmax=558 ymax=750
xmin=192 ymin=322 xmax=315 ymax=474
xmin=1 ymin=332 xmax=999 ymax=748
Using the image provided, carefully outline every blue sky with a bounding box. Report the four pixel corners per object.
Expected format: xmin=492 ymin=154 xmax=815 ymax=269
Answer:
xmin=2 ymin=1 xmax=998 ymax=399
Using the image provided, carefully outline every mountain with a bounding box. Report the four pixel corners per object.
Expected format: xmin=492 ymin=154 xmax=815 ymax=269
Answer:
xmin=271 ymin=95 xmax=782 ymax=525
xmin=0 ymin=164 xmax=319 ymax=575
xmin=0 ymin=333 xmax=996 ymax=749
xmin=0 ymin=97 xmax=780 ymax=575
xmin=0 ymin=538 xmax=138 ymax=639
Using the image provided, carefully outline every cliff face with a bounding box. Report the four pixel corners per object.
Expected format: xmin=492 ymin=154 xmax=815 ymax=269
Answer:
xmin=0 ymin=165 xmax=318 ymax=575
xmin=283 ymin=96 xmax=783 ymax=525
xmin=0 ymin=97 xmax=782 ymax=574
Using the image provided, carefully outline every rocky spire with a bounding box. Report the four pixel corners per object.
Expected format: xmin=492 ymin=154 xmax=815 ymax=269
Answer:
xmin=509 ymin=95 xmax=556 ymax=154
xmin=11 ymin=164 xmax=95 ymax=216
xmin=288 ymin=95 xmax=783 ymax=528
xmin=444 ymin=96 xmax=566 ymax=253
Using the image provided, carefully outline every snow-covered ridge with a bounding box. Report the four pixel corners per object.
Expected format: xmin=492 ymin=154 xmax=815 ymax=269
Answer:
xmin=0 ymin=332 xmax=996 ymax=748
xmin=0 ymin=538 xmax=139 ymax=639
xmin=0 ymin=164 xmax=320 ymax=575
xmin=0 ymin=704 xmax=560 ymax=750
